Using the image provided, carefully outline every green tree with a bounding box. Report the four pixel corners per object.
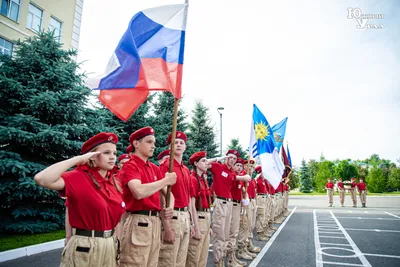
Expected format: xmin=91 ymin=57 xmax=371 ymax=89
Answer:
xmin=0 ymin=32 xmax=111 ymax=234
xmin=367 ymin=167 xmax=387 ymax=193
xmin=334 ymin=160 xmax=358 ymax=181
xmin=226 ymin=138 xmax=246 ymax=158
xmin=307 ymin=159 xmax=319 ymax=189
xmin=388 ymin=167 xmax=400 ymax=191
xmin=314 ymin=160 xmax=335 ymax=192
xmin=152 ymin=92 xmax=188 ymax=164
xmin=186 ymin=100 xmax=218 ymax=159
xmin=299 ymin=159 xmax=313 ymax=193
xmin=288 ymin=168 xmax=299 ymax=189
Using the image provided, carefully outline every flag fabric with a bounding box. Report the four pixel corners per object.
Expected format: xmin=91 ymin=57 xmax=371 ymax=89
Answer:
xmin=249 ymin=119 xmax=259 ymax=159
xmin=281 ymin=145 xmax=292 ymax=178
xmin=252 ymin=104 xmax=285 ymax=189
xmin=287 ymin=143 xmax=292 ymax=168
xmin=272 ymin=117 xmax=288 ymax=152
xmin=87 ymin=4 xmax=188 ymax=121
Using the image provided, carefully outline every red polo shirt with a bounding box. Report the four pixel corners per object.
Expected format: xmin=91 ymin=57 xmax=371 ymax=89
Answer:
xmin=358 ymin=182 xmax=367 ymax=191
xmin=247 ymin=179 xmax=257 ymax=198
xmin=350 ymin=182 xmax=357 ymax=188
xmin=231 ymin=180 xmax=244 ymax=201
xmin=337 ymin=182 xmax=344 ymax=189
xmin=190 ymin=172 xmax=212 ymax=209
xmin=59 ymin=165 xmax=125 ymax=231
xmin=256 ymin=177 xmax=267 ymax=194
xmin=266 ymin=180 xmax=275 ymax=195
xmin=159 ymin=158 xmax=191 ymax=208
xmin=119 ymin=154 xmax=162 ymax=212
xmin=210 ymin=162 xmax=235 ymax=198
xmin=283 ymin=184 xmax=289 ymax=191
xmin=275 ymin=182 xmax=284 ymax=193
xmin=326 ymin=182 xmax=334 ymax=189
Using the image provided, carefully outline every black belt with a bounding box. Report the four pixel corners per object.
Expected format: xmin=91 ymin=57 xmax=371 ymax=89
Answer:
xmin=174 ymin=206 xmax=189 ymax=212
xmin=130 ymin=210 xmax=160 ymax=217
xmin=197 ymin=208 xmax=210 ymax=212
xmin=217 ymin=196 xmax=232 ymax=201
xmin=74 ymin=228 xmax=114 ymax=238
xmin=233 ymin=199 xmax=240 ymax=204
xmin=258 ymin=193 xmax=267 ymax=195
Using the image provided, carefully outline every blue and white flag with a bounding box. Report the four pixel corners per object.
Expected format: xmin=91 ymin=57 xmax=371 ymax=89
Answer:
xmin=272 ymin=117 xmax=288 ymax=152
xmin=252 ymin=104 xmax=285 ymax=189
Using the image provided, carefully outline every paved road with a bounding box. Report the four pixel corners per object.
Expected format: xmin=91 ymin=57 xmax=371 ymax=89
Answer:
xmin=1 ymin=196 xmax=399 ymax=267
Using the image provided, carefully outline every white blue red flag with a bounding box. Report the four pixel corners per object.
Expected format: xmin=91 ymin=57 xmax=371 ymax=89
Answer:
xmin=87 ymin=4 xmax=188 ymax=121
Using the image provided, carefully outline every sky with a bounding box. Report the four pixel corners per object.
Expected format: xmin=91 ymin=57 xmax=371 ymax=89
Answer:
xmin=76 ymin=0 xmax=400 ymax=166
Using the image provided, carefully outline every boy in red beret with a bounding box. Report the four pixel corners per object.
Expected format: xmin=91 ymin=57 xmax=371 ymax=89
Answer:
xmin=157 ymin=149 xmax=170 ymax=165
xmin=357 ymin=178 xmax=367 ymax=208
xmin=158 ymin=131 xmax=192 ymax=267
xmin=35 ymin=132 xmax=125 ymax=267
xmin=350 ymin=178 xmax=357 ymax=207
xmin=117 ymin=154 xmax=130 ymax=169
xmin=325 ymin=178 xmax=335 ymax=207
xmin=118 ymin=127 xmax=177 ymax=267
xmin=207 ymin=150 xmax=251 ymax=266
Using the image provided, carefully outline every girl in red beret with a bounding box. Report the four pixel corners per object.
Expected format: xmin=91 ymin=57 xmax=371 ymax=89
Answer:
xmin=35 ymin=132 xmax=125 ymax=267
xmin=186 ymin=151 xmax=212 ymax=267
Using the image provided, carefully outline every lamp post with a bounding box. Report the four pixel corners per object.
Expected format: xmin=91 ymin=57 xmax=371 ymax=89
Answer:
xmin=217 ymin=107 xmax=224 ymax=156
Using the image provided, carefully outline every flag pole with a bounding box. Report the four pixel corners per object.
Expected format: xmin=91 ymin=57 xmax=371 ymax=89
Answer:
xmin=166 ymin=98 xmax=179 ymax=207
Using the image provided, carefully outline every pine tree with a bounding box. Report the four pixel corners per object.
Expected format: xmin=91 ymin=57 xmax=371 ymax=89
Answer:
xmin=299 ymin=159 xmax=313 ymax=193
xmin=186 ymin=100 xmax=218 ymax=159
xmin=152 ymin=92 xmax=188 ymax=164
xmin=226 ymin=138 xmax=246 ymax=158
xmin=0 ymin=32 xmax=111 ymax=234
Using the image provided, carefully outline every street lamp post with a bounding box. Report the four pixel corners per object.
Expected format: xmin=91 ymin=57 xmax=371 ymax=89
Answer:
xmin=217 ymin=107 xmax=224 ymax=156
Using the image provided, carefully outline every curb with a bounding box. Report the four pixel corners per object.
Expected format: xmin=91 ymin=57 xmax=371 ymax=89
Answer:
xmin=0 ymin=239 xmax=65 ymax=263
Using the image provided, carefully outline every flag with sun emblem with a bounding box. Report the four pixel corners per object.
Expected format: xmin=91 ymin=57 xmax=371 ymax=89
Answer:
xmin=252 ymin=104 xmax=285 ymax=189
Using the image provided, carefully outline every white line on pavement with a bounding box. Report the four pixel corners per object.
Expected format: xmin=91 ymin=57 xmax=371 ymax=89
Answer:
xmin=319 ymin=236 xmax=347 ymax=239
xmin=318 ymin=231 xmax=344 ymax=234
xmin=334 ymin=216 xmax=400 ymax=220
xmin=249 ymin=207 xmax=297 ymax=267
xmin=317 ymin=260 xmax=364 ymax=266
xmin=345 ymin=228 xmax=400 ymax=233
xmin=363 ymin=253 xmax=400 ymax=259
xmin=313 ymin=209 xmax=324 ymax=267
xmin=319 ymin=242 xmax=352 ymax=247
xmin=329 ymin=211 xmax=372 ymax=267
xmin=385 ymin=212 xmax=400 ymax=219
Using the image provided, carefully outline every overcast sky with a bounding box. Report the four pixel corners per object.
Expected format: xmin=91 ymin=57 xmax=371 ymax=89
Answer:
xmin=77 ymin=0 xmax=400 ymax=166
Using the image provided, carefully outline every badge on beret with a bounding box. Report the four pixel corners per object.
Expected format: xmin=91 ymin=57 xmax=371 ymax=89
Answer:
xmin=108 ymin=136 xmax=113 ymax=141
xmin=177 ymin=133 xmax=181 ymax=137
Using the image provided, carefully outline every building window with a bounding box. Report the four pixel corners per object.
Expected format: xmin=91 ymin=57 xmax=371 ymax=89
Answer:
xmin=49 ymin=17 xmax=62 ymax=42
xmin=0 ymin=0 xmax=20 ymax=22
xmin=26 ymin=3 xmax=42 ymax=33
xmin=0 ymin=37 xmax=13 ymax=55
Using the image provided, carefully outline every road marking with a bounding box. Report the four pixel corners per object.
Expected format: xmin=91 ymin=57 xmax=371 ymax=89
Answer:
xmin=349 ymin=211 xmax=352 ymax=213
xmin=317 ymin=261 xmax=364 ymax=266
xmin=313 ymin=209 xmax=323 ymax=267
xmin=249 ymin=207 xmax=297 ymax=267
xmin=319 ymin=236 xmax=347 ymax=239
xmin=344 ymin=228 xmax=400 ymax=233
xmin=363 ymin=253 xmax=400 ymax=259
xmin=385 ymin=212 xmax=400 ymax=219
xmin=364 ymin=211 xmax=368 ymax=213
xmin=329 ymin=211 xmax=372 ymax=267
xmin=318 ymin=231 xmax=344 ymax=234
xmin=334 ymin=216 xmax=400 ymax=220
xmin=320 ymin=242 xmax=352 ymax=247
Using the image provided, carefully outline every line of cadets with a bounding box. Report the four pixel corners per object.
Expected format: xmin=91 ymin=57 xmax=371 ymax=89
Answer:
xmin=325 ymin=177 xmax=367 ymax=208
xmin=34 ymin=127 xmax=291 ymax=267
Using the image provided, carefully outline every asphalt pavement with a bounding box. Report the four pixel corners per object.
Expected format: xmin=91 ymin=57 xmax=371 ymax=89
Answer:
xmin=1 ymin=196 xmax=399 ymax=267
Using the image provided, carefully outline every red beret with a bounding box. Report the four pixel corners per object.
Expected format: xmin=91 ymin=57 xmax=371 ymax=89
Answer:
xmin=129 ymin=126 xmax=155 ymax=143
xmin=226 ymin=150 xmax=239 ymax=157
xmin=236 ymin=158 xmax=245 ymax=165
xmin=157 ymin=149 xmax=170 ymax=160
xmin=81 ymin=132 xmax=118 ymax=154
xmin=190 ymin=151 xmax=207 ymax=165
xmin=244 ymin=159 xmax=255 ymax=165
xmin=166 ymin=131 xmax=187 ymax=145
xmin=118 ymin=154 xmax=130 ymax=162
xmin=126 ymin=145 xmax=133 ymax=153
xmin=255 ymin=165 xmax=262 ymax=173
xmin=351 ymin=177 xmax=355 ymax=181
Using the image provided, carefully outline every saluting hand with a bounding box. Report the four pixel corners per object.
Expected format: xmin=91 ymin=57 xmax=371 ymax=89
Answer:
xmin=75 ymin=152 xmax=101 ymax=165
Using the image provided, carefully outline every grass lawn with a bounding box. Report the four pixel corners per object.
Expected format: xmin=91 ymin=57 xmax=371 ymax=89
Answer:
xmin=0 ymin=230 xmax=65 ymax=252
xmin=290 ymin=191 xmax=400 ymax=196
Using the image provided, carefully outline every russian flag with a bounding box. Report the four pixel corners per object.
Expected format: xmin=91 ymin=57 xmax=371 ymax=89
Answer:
xmin=87 ymin=4 xmax=188 ymax=121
